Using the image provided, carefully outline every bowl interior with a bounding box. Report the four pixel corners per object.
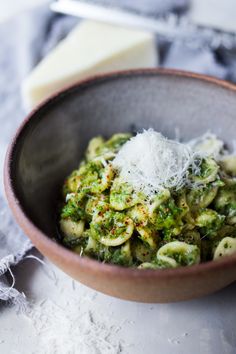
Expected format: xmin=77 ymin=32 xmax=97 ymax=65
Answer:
xmin=9 ymin=70 xmax=236 ymax=241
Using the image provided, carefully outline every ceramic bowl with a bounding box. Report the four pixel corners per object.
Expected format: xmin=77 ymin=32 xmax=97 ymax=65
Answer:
xmin=4 ymin=69 xmax=236 ymax=303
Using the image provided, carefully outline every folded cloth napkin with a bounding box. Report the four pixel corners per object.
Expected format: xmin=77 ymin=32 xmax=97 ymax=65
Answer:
xmin=0 ymin=0 xmax=234 ymax=305
xmin=0 ymin=4 xmax=78 ymax=305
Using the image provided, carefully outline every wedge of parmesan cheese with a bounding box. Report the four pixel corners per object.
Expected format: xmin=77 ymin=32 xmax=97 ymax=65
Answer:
xmin=22 ymin=20 xmax=157 ymax=110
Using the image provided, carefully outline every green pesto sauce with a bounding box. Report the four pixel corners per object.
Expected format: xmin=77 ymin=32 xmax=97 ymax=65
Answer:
xmin=59 ymin=132 xmax=236 ymax=269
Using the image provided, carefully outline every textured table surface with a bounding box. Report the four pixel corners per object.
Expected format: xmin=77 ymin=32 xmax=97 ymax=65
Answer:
xmin=1 ymin=256 xmax=236 ymax=354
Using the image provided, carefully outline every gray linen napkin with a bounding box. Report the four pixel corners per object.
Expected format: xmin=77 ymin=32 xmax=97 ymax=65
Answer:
xmin=0 ymin=4 xmax=78 ymax=305
xmin=0 ymin=0 xmax=234 ymax=305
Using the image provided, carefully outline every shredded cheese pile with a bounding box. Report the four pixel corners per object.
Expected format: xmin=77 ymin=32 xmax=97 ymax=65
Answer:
xmin=112 ymin=129 xmax=198 ymax=196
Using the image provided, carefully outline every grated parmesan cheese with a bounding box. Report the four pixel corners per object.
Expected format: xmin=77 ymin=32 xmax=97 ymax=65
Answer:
xmin=112 ymin=129 xmax=199 ymax=197
xmin=22 ymin=261 xmax=127 ymax=354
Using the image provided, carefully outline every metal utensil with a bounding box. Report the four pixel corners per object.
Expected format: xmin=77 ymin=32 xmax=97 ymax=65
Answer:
xmin=51 ymin=0 xmax=236 ymax=49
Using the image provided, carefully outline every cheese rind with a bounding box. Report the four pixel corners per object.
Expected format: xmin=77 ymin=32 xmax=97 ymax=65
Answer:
xmin=22 ymin=20 xmax=157 ymax=109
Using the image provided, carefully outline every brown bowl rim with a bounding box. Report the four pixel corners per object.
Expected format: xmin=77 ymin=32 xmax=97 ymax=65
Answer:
xmin=4 ymin=67 xmax=236 ymax=280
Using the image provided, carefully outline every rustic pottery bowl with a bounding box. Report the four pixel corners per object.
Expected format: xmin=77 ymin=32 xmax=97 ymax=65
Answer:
xmin=4 ymin=69 xmax=236 ymax=303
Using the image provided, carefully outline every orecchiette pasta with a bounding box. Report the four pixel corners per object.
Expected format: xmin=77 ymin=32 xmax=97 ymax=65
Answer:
xmin=59 ymin=132 xmax=236 ymax=268
xmin=214 ymin=237 xmax=236 ymax=259
xmin=219 ymin=155 xmax=236 ymax=176
xmin=156 ymin=241 xmax=200 ymax=267
xmin=90 ymin=210 xmax=134 ymax=246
